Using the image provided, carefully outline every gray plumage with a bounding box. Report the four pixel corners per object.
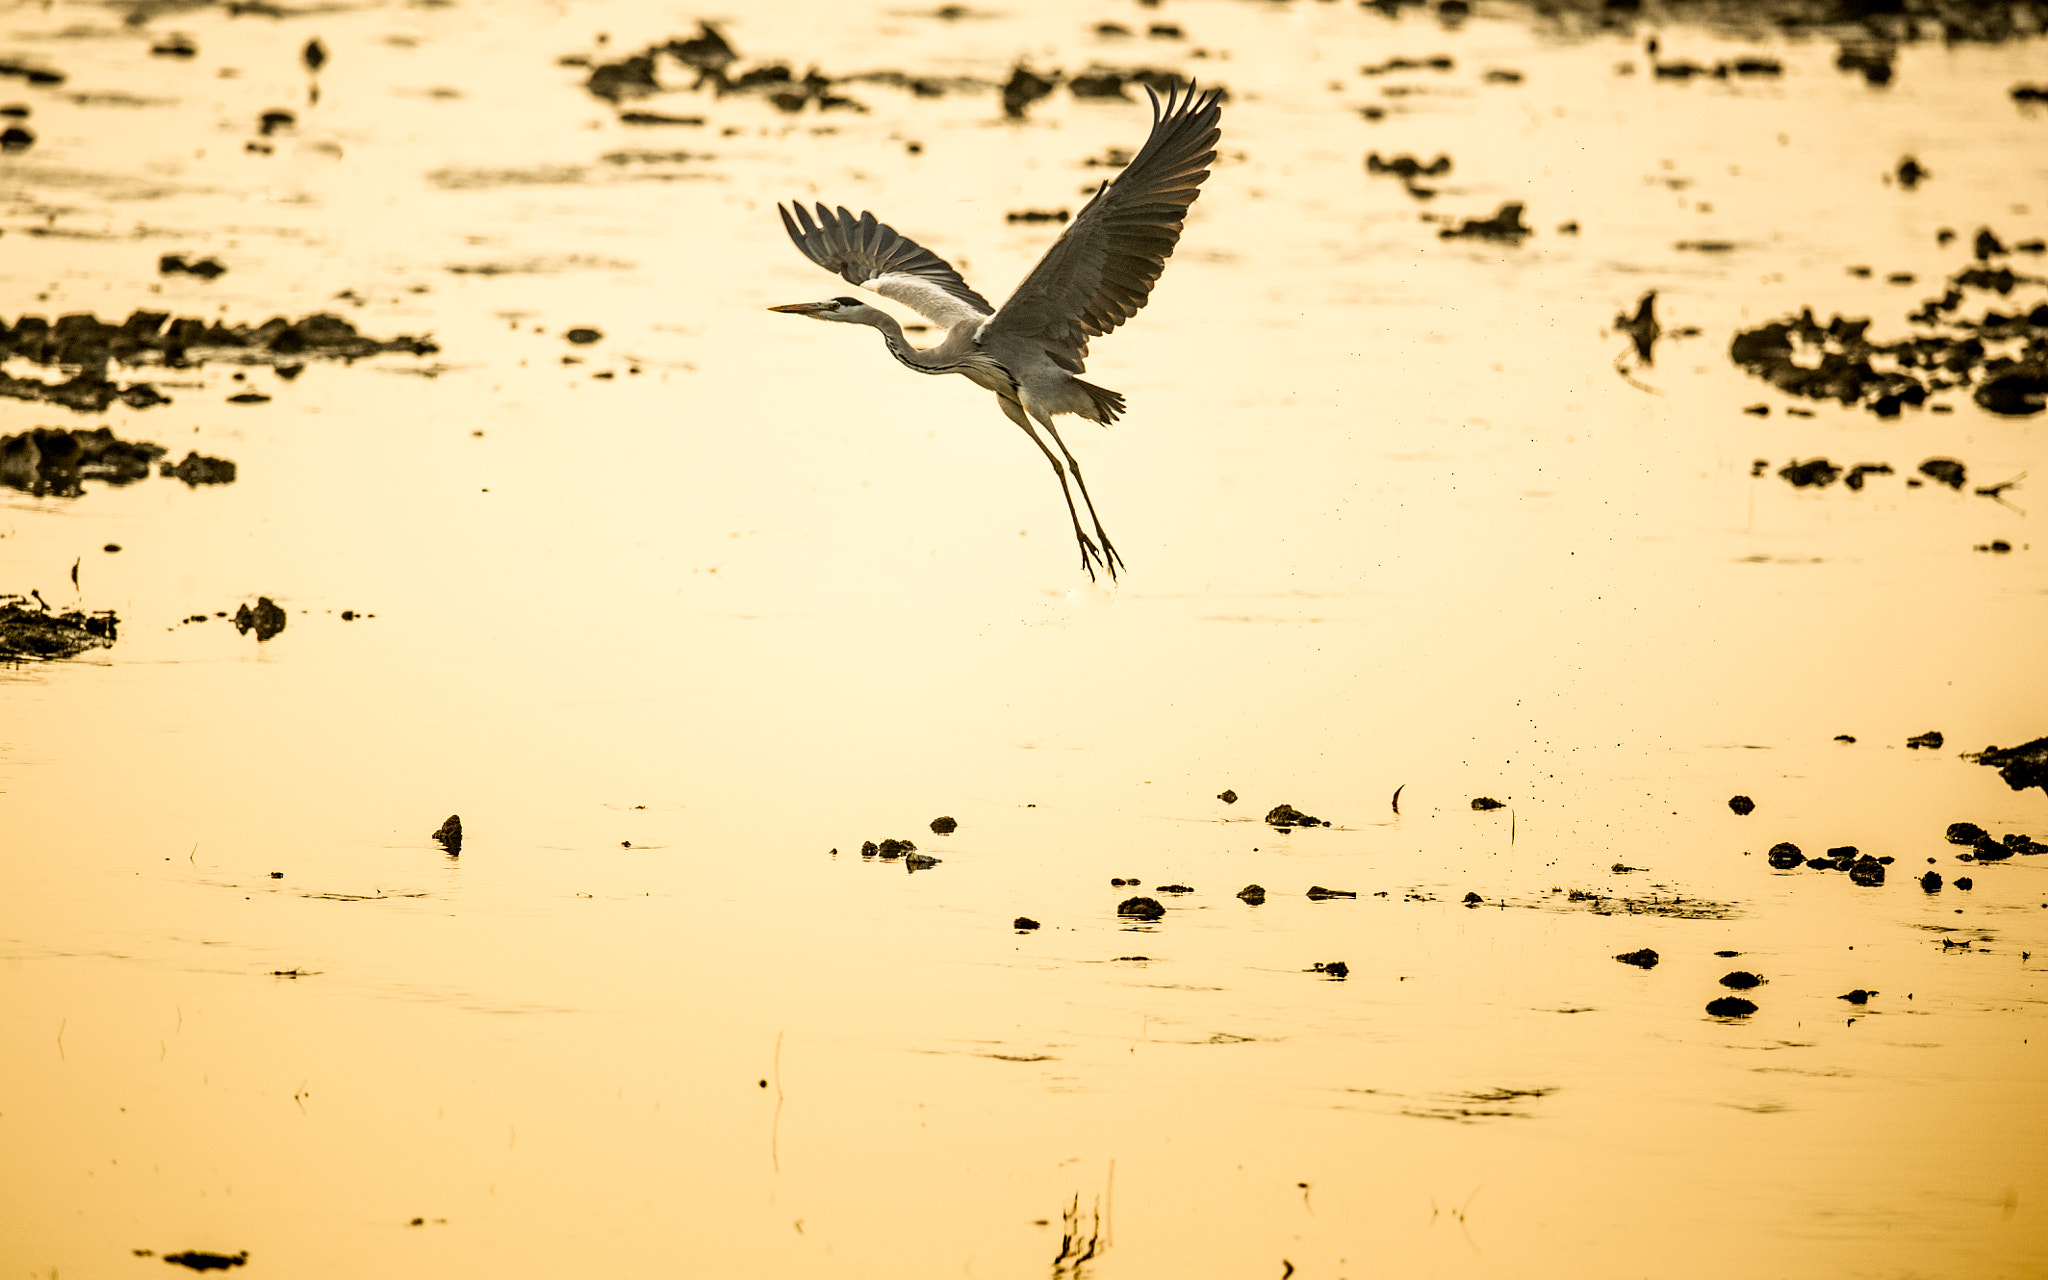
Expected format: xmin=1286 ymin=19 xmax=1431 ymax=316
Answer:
xmin=771 ymin=82 xmax=1224 ymax=581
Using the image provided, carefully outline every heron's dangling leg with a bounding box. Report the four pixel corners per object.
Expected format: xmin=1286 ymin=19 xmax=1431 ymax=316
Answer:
xmin=1034 ymin=416 xmax=1123 ymax=579
xmin=997 ymin=397 xmax=1110 ymax=580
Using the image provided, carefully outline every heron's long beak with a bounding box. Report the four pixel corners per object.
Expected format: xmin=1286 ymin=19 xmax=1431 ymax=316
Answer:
xmin=768 ymin=302 xmax=827 ymax=315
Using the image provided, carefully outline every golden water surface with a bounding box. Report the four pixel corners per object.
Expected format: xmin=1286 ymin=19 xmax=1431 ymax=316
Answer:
xmin=3 ymin=1 xmax=2045 ymax=1276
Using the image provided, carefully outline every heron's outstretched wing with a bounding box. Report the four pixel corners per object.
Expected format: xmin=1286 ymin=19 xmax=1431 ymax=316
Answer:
xmin=982 ymin=83 xmax=1222 ymax=374
xmin=778 ymin=202 xmax=995 ymax=328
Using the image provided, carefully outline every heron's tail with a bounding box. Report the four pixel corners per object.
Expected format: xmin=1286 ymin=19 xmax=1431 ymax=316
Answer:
xmin=1074 ymin=378 xmax=1125 ymax=425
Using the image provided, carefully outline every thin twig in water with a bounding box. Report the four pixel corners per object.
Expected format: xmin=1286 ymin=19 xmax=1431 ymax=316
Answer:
xmin=1976 ymin=470 xmax=2026 ymax=514
xmin=1105 ymin=1158 xmax=1115 ymax=1248
xmin=1612 ymin=350 xmax=1663 ymax=395
xmin=1391 ymin=783 xmax=1405 ymax=815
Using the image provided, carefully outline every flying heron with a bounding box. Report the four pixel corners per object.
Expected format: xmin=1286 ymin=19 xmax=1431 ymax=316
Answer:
xmin=770 ymin=82 xmax=1224 ymax=581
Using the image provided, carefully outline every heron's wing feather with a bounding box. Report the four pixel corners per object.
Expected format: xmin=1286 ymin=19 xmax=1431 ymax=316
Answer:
xmin=983 ymin=83 xmax=1222 ymax=373
xmin=778 ymin=202 xmax=995 ymax=328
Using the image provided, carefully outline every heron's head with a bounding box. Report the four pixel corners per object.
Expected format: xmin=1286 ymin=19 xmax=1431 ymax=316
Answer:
xmin=767 ymin=296 xmax=877 ymax=324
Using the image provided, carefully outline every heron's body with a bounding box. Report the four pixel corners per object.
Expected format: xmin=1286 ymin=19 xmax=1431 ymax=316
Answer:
xmin=771 ymin=82 xmax=1224 ymax=580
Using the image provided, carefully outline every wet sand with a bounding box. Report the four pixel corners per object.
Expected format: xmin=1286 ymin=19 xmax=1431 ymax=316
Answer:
xmin=2 ymin=2 xmax=2045 ymax=1277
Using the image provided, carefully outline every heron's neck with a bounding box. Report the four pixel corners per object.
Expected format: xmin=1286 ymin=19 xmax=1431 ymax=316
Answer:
xmin=861 ymin=311 xmax=951 ymax=374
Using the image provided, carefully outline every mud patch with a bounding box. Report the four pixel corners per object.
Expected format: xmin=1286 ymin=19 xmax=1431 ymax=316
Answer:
xmin=161 ymin=1251 xmax=246 ymax=1272
xmin=1403 ymin=1085 xmax=1553 ymax=1123
xmin=1265 ymin=803 xmax=1328 ymax=828
xmin=1536 ymin=887 xmax=1737 ymax=920
xmin=1 ymin=310 xmax=437 ymax=413
xmin=571 ymin=21 xmax=1215 ymax=121
xmin=1439 ymin=202 xmax=1531 ymax=243
xmin=1968 ymin=735 xmax=2048 ymax=797
xmin=1 ymin=594 xmax=117 ymax=659
xmin=232 ymin=597 xmax=287 ymax=641
xmin=1729 ymin=243 xmax=2048 ymax=418
xmin=2 ymin=426 xmax=162 ymax=496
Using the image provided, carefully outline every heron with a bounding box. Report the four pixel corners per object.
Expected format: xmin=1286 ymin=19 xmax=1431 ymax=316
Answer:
xmin=770 ymin=82 xmax=1224 ymax=581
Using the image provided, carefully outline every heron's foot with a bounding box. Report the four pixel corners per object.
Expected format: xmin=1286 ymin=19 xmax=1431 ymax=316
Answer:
xmin=1072 ymin=530 xmax=1122 ymax=583
xmin=1096 ymin=528 xmax=1125 ymax=579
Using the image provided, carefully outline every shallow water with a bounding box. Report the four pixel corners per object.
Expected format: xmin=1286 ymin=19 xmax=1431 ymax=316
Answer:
xmin=3 ymin=1 xmax=2046 ymax=1276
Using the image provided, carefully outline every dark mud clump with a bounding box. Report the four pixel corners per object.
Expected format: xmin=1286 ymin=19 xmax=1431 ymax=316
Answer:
xmin=1236 ymin=884 xmax=1266 ymax=905
xmin=1002 ymin=63 xmax=1058 ymax=117
xmin=1840 ymin=989 xmax=1877 ymax=1004
xmin=1217 ymin=789 xmax=1237 ymax=804
xmin=1366 ymin=151 xmax=1451 ymax=197
xmin=618 ymin=110 xmax=705 ymax=126
xmin=1728 ymin=794 xmax=1755 ymax=815
xmin=162 ymin=452 xmax=236 ymax=486
xmin=1921 ymin=871 xmax=1943 ymax=891
xmin=1705 ymin=996 xmax=1757 ymax=1018
xmin=1729 ymin=246 xmax=2048 ymax=418
xmin=860 ymin=838 xmax=918 ymax=859
xmin=0 ymin=57 xmax=65 ymax=87
xmin=1066 ymin=64 xmax=1190 ymax=101
xmin=1306 ymin=885 xmax=1358 ymax=900
xmin=1358 ymin=54 xmax=1454 ymax=76
xmin=2 ymin=426 xmax=164 ymax=496
xmin=1616 ymin=291 xmax=1663 ymax=363
xmin=578 ymin=23 xmax=899 ymax=116
xmin=1013 ymin=916 xmax=1040 ymax=931
xmin=1719 ymin=971 xmax=1764 ymax=989
xmin=1920 ymin=457 xmax=1967 ymax=489
xmin=162 ymin=1251 xmax=248 ymax=1272
xmin=1766 ymin=841 xmax=1805 ymax=869
xmin=159 ymin=254 xmax=227 ymax=279
xmin=1615 ymin=948 xmax=1659 ymax=968
xmin=1470 ymin=796 xmax=1504 ymax=810
xmin=1 ymin=595 xmax=117 ymax=659
xmin=232 ymin=597 xmax=287 ymax=641
xmin=1155 ymin=883 xmax=1194 ymax=895
xmin=564 ymin=327 xmax=603 ymax=345
xmin=904 ymin=851 xmax=941 ymax=871
xmin=1779 ymin=458 xmax=1843 ymax=488
xmin=1117 ymin=896 xmax=1165 ymax=922
xmin=1797 ymin=847 xmax=1894 ymax=882
xmin=432 ymin=815 xmax=462 ymax=856
xmin=1439 ymin=201 xmax=1531 ymax=244
xmin=1959 ymin=831 xmax=2043 ymax=861
xmin=1906 ymin=730 xmax=1944 ymax=749
xmin=0 ymin=310 xmax=437 ymax=414
xmin=1946 ymin=821 xmax=1989 ymax=845
xmin=1265 ymin=803 xmax=1328 ymax=828
xmin=928 ymin=815 xmax=957 ymax=834
xmin=1969 ymin=735 xmax=2048 ymax=797
xmin=1310 ymin=961 xmax=1350 ymax=978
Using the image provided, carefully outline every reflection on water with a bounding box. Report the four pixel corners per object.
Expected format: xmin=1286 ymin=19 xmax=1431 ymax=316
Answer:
xmin=3 ymin=1 xmax=2045 ymax=1277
